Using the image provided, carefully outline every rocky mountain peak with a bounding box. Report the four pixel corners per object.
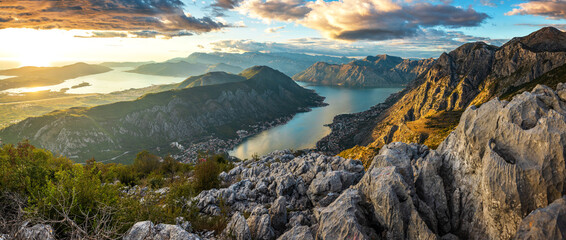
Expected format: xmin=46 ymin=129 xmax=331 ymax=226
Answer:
xmin=505 ymin=26 xmax=566 ymax=52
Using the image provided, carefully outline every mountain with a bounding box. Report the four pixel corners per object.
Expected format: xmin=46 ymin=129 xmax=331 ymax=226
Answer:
xmin=0 ymin=66 xmax=325 ymax=162
xmin=317 ymin=27 xmax=566 ymax=160
xmin=0 ymin=63 xmax=111 ymax=91
xmin=126 ymin=61 xmax=243 ymax=77
xmin=175 ymin=71 xmax=246 ymax=88
xmin=179 ymin=52 xmax=352 ymax=76
xmin=98 ymin=61 xmax=155 ymax=68
xmin=206 ymin=63 xmax=244 ymax=74
xmin=293 ymin=55 xmax=434 ymax=87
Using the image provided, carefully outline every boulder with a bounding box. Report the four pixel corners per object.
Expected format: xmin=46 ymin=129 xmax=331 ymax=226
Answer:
xmin=16 ymin=223 xmax=55 ymax=240
xmin=123 ymin=221 xmax=201 ymax=240
xmin=247 ymin=206 xmax=275 ymax=240
xmin=270 ymin=196 xmax=288 ymax=233
xmin=222 ymin=212 xmax=251 ymax=240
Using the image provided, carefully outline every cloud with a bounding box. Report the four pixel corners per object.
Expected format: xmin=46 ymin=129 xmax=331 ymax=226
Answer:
xmin=75 ymin=31 xmax=128 ymax=38
xmin=234 ymin=0 xmax=488 ymax=41
xmin=239 ymin=0 xmax=311 ymax=22
xmin=265 ymin=26 xmax=285 ymax=33
xmin=480 ymin=0 xmax=496 ymax=7
xmin=209 ymin=29 xmax=507 ymax=58
xmin=506 ymin=1 xmax=566 ymax=19
xmin=213 ymin=0 xmax=243 ymax=9
xmin=0 ymin=0 xmax=225 ymax=38
xmin=300 ymin=0 xmax=489 ymax=41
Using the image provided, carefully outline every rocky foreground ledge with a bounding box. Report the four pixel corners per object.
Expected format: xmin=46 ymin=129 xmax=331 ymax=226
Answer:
xmin=117 ymin=84 xmax=566 ymax=240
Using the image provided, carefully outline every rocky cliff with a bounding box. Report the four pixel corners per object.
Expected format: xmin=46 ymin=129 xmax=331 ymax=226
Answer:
xmin=318 ymin=27 xmax=566 ymax=158
xmin=120 ymin=84 xmax=566 ymax=240
xmin=293 ymin=55 xmax=434 ymax=87
xmin=0 ymin=66 xmax=325 ymax=162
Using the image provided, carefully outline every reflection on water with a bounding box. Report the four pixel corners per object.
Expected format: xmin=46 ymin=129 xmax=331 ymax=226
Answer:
xmin=230 ymin=83 xmax=401 ymax=159
xmin=1 ymin=67 xmax=185 ymax=94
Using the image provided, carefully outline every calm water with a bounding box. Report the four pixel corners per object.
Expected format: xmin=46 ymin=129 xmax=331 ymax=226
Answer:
xmin=229 ymin=83 xmax=401 ymax=159
xmin=2 ymin=67 xmax=185 ymax=94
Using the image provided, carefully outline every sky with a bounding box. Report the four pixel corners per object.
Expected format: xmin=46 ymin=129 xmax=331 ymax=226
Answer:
xmin=1 ymin=0 xmax=566 ymax=67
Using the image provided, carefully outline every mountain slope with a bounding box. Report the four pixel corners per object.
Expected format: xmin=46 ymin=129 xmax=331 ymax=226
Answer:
xmin=318 ymin=27 xmax=566 ymax=160
xmin=0 ymin=66 xmax=325 ymax=162
xmin=175 ymin=71 xmax=246 ymax=89
xmin=178 ymin=52 xmax=352 ymax=76
xmin=0 ymin=63 xmax=111 ymax=91
xmin=293 ymin=55 xmax=434 ymax=87
xmin=127 ymin=61 xmax=243 ymax=77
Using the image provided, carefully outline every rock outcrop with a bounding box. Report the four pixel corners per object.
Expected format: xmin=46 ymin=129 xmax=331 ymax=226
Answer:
xmin=293 ymin=55 xmax=434 ymax=87
xmin=318 ymin=27 xmax=566 ymax=156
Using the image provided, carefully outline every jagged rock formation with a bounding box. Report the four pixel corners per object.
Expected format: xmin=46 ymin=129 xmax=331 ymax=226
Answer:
xmin=121 ymin=85 xmax=566 ymax=240
xmin=0 ymin=66 xmax=325 ymax=162
xmin=293 ymin=55 xmax=434 ymax=87
xmin=318 ymin=27 xmax=566 ymax=157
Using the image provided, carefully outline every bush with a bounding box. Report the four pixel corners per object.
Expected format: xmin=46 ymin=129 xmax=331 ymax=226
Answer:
xmin=192 ymin=159 xmax=221 ymax=192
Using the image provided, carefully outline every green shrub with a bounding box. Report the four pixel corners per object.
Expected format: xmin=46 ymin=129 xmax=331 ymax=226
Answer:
xmin=193 ymin=159 xmax=221 ymax=192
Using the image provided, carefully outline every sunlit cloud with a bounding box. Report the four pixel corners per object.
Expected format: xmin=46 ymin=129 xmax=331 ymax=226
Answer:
xmin=0 ymin=0 xmax=226 ymax=38
xmin=233 ymin=0 xmax=489 ymax=41
xmin=265 ymin=26 xmax=285 ymax=33
xmin=238 ymin=0 xmax=311 ymax=22
xmin=208 ymin=29 xmax=508 ymax=58
xmin=506 ymin=1 xmax=566 ymax=19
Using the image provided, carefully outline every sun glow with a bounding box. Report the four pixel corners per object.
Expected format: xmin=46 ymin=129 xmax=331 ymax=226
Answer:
xmin=0 ymin=28 xmax=87 ymax=67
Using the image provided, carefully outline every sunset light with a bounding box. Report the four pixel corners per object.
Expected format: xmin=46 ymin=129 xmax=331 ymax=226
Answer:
xmin=1 ymin=1 xmax=566 ymax=239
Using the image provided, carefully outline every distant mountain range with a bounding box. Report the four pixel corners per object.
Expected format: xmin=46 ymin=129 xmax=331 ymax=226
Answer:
xmin=318 ymin=27 xmax=566 ymax=159
xmin=0 ymin=66 xmax=325 ymax=162
xmin=127 ymin=61 xmax=243 ymax=77
xmin=127 ymin=52 xmax=352 ymax=78
xmin=0 ymin=63 xmax=111 ymax=91
xmin=293 ymin=55 xmax=434 ymax=87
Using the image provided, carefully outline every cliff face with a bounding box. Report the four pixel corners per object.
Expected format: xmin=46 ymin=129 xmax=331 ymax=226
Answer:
xmin=153 ymin=84 xmax=566 ymax=240
xmin=318 ymin=27 xmax=566 ymax=157
xmin=293 ymin=55 xmax=434 ymax=87
xmin=0 ymin=66 xmax=325 ymax=162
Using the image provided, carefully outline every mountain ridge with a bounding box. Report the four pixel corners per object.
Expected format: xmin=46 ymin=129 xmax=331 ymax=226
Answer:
xmin=0 ymin=66 xmax=325 ymax=162
xmin=293 ymin=54 xmax=434 ymax=87
xmin=317 ymin=26 xmax=566 ymax=160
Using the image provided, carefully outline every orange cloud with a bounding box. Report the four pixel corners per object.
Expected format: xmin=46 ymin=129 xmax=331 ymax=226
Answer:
xmin=0 ymin=0 xmax=225 ymax=37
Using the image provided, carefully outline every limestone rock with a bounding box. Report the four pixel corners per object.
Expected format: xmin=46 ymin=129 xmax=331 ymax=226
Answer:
xmin=16 ymin=223 xmax=55 ymax=240
xmin=316 ymin=188 xmax=380 ymax=240
xmin=270 ymin=196 xmax=288 ymax=233
xmin=247 ymin=206 xmax=275 ymax=240
xmin=223 ymin=212 xmax=251 ymax=240
xmin=277 ymin=226 xmax=314 ymax=240
xmin=123 ymin=221 xmax=201 ymax=240
xmin=514 ymin=196 xmax=566 ymax=240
